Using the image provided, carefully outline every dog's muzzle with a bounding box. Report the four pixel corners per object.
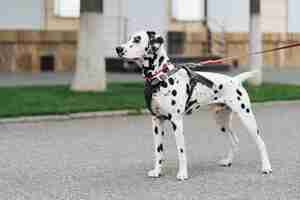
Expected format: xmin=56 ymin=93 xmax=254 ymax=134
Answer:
xmin=116 ymin=46 xmax=125 ymax=57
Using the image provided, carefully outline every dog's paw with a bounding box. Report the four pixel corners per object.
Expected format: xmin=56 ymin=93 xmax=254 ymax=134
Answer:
xmin=262 ymin=167 xmax=272 ymax=174
xmin=148 ymin=169 xmax=161 ymax=178
xmin=176 ymin=170 xmax=188 ymax=181
xmin=218 ymin=158 xmax=232 ymax=167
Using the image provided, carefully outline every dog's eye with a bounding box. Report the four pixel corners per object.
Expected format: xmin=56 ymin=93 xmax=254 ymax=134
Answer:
xmin=133 ymin=36 xmax=141 ymax=43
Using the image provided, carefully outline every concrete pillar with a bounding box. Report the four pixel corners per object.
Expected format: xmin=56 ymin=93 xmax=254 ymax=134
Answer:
xmin=278 ymin=0 xmax=288 ymax=69
xmin=248 ymin=0 xmax=262 ymax=85
xmin=71 ymin=3 xmax=106 ymax=92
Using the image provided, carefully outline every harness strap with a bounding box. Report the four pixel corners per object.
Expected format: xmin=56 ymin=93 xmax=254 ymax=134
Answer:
xmin=144 ymin=65 xmax=215 ymax=117
xmin=150 ymin=65 xmax=182 ymax=86
xmin=180 ymin=66 xmax=214 ymax=112
xmin=144 ymin=65 xmax=182 ymax=116
xmin=144 ymin=81 xmax=156 ymax=116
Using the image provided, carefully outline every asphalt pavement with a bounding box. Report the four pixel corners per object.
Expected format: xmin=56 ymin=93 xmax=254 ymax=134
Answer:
xmin=0 ymin=101 xmax=300 ymax=199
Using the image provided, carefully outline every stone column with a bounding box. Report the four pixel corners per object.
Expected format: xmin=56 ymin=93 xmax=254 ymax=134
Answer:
xmin=71 ymin=0 xmax=106 ymax=91
xmin=248 ymin=0 xmax=262 ymax=85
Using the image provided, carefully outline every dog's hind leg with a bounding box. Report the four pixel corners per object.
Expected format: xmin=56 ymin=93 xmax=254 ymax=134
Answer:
xmin=148 ymin=116 xmax=166 ymax=178
xmin=225 ymin=87 xmax=272 ymax=174
xmin=213 ymin=106 xmax=239 ymax=167
xmin=235 ymin=109 xmax=272 ymax=173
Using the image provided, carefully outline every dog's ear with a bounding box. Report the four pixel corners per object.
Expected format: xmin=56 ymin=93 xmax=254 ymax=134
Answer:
xmin=154 ymin=36 xmax=164 ymax=44
xmin=146 ymin=31 xmax=156 ymax=40
xmin=146 ymin=31 xmax=164 ymax=52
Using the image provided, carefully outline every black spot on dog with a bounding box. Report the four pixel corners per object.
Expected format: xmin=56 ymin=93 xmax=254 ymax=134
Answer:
xmin=168 ymin=77 xmax=174 ymax=85
xmin=168 ymin=113 xmax=172 ymax=120
xmin=186 ymin=84 xmax=190 ymax=95
xmin=214 ymin=97 xmax=218 ymax=100
xmin=171 ymin=100 xmax=176 ymax=106
xmin=161 ymin=81 xmax=168 ymax=88
xmin=161 ymin=131 xmax=165 ymax=136
xmin=257 ymin=129 xmax=260 ymax=135
xmin=157 ymin=144 xmax=163 ymax=152
xmin=241 ymin=103 xmax=245 ymax=109
xmin=219 ymin=84 xmax=223 ymax=90
xmin=177 ymin=109 xmax=180 ymax=113
xmin=158 ymin=56 xmax=164 ymax=66
xmin=246 ymin=108 xmax=250 ymax=113
xmin=172 ymin=90 xmax=177 ymax=96
xmin=154 ymin=126 xmax=158 ymax=134
xmin=180 ymin=148 xmax=184 ymax=153
xmin=236 ymin=89 xmax=242 ymax=96
xmin=196 ymin=105 xmax=201 ymax=109
xmin=171 ymin=122 xmax=177 ymax=131
xmin=159 ymin=160 xmax=162 ymax=164
xmin=221 ymin=127 xmax=226 ymax=132
xmin=214 ymin=90 xmax=218 ymax=94
xmin=237 ymin=96 xmax=241 ymax=101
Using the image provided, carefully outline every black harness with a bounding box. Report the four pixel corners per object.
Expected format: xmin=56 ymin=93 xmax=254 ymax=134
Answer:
xmin=144 ymin=64 xmax=214 ymax=117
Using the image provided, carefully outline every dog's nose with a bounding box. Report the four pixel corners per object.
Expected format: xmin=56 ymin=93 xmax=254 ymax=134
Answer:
xmin=116 ymin=46 xmax=124 ymax=56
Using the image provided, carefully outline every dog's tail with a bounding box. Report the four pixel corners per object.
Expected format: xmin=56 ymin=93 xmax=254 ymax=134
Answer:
xmin=234 ymin=70 xmax=260 ymax=83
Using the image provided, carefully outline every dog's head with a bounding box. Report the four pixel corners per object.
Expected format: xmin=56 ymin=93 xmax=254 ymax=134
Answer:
xmin=116 ymin=31 xmax=164 ymax=61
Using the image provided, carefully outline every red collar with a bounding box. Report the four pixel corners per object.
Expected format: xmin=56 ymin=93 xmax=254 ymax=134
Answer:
xmin=144 ymin=63 xmax=169 ymax=81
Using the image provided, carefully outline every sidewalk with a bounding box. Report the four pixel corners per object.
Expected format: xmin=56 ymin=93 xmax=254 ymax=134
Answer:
xmin=0 ymin=72 xmax=143 ymax=87
xmin=0 ymin=68 xmax=300 ymax=87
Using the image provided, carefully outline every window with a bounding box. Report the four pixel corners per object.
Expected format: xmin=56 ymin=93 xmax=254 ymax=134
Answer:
xmin=172 ymin=0 xmax=204 ymax=21
xmin=40 ymin=55 xmax=55 ymax=72
xmin=167 ymin=31 xmax=186 ymax=55
xmin=54 ymin=0 xmax=80 ymax=18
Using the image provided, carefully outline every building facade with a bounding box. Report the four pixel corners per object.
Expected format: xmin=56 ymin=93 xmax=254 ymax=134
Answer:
xmin=0 ymin=0 xmax=79 ymax=72
xmin=0 ymin=0 xmax=168 ymax=72
xmin=169 ymin=0 xmax=300 ymax=68
xmin=0 ymin=0 xmax=300 ymax=72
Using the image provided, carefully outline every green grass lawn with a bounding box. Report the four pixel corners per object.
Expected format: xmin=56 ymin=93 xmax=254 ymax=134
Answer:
xmin=1 ymin=82 xmax=300 ymax=118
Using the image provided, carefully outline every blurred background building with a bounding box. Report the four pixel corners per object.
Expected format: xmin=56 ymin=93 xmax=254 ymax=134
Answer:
xmin=0 ymin=0 xmax=300 ymax=73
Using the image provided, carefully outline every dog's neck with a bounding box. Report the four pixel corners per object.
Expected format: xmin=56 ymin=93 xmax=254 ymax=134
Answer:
xmin=141 ymin=45 xmax=173 ymax=78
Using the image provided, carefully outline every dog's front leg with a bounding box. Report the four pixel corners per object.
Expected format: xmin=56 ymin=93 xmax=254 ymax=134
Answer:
xmin=171 ymin=117 xmax=188 ymax=180
xmin=148 ymin=116 xmax=165 ymax=178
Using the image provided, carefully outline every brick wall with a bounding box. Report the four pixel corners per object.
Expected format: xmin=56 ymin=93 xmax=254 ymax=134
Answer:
xmin=182 ymin=31 xmax=300 ymax=68
xmin=0 ymin=30 xmax=77 ymax=72
xmin=1 ymin=30 xmax=300 ymax=72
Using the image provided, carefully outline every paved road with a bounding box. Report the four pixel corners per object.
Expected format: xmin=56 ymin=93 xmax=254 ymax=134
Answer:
xmin=1 ymin=68 xmax=300 ymax=87
xmin=0 ymin=101 xmax=300 ymax=199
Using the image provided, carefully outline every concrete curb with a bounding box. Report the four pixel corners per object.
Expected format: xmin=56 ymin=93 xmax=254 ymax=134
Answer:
xmin=0 ymin=110 xmax=150 ymax=124
xmin=1 ymin=100 xmax=300 ymax=124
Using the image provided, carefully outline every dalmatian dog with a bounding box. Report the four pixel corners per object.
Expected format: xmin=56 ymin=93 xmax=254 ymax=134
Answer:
xmin=116 ymin=31 xmax=272 ymax=180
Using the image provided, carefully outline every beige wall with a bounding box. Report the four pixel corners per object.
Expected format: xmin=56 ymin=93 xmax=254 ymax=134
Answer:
xmin=219 ymin=32 xmax=300 ymax=68
xmin=0 ymin=31 xmax=77 ymax=72
xmin=261 ymin=0 xmax=288 ymax=33
xmin=166 ymin=0 xmax=300 ymax=68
